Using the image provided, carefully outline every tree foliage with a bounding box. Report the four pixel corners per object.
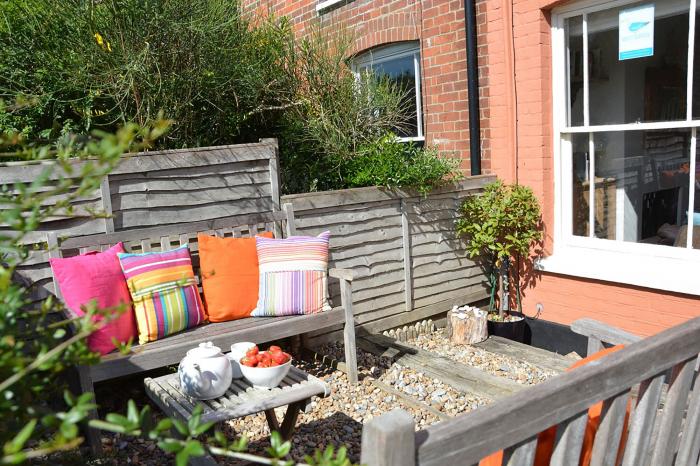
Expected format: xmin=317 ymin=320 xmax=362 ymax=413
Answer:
xmin=0 ymin=0 xmax=459 ymax=195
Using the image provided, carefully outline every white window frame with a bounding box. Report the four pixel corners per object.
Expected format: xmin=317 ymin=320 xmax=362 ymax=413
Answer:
xmin=542 ymin=0 xmax=700 ymax=295
xmin=353 ymin=42 xmax=424 ymax=143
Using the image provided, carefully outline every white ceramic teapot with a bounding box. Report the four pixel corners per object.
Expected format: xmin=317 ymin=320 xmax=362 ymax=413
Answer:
xmin=178 ymin=342 xmax=232 ymax=400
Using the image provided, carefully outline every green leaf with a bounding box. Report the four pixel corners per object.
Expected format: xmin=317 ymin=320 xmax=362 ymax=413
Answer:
xmin=127 ymin=399 xmax=139 ymax=424
xmin=89 ymin=419 xmax=128 ymax=434
xmin=172 ymin=419 xmax=189 ymax=436
xmin=158 ymin=439 xmax=183 ymax=454
xmin=192 ymin=421 xmax=214 ymax=437
xmin=3 ymin=419 xmax=36 ymax=455
xmin=59 ymin=421 xmax=78 ymax=439
xmin=2 ymin=452 xmax=27 ymax=465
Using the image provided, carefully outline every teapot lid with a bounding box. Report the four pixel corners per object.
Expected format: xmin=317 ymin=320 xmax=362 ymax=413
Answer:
xmin=187 ymin=342 xmax=222 ymax=359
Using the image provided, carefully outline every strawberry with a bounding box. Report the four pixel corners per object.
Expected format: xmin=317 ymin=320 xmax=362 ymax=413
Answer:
xmin=240 ymin=356 xmax=256 ymax=367
xmin=245 ymin=345 xmax=259 ymax=358
xmin=270 ymin=361 xmax=280 ymax=367
xmin=272 ymin=352 xmax=287 ymax=365
xmin=268 ymin=345 xmax=282 ymax=353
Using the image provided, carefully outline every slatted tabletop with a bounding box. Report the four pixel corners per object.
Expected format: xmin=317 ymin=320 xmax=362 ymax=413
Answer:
xmin=145 ymin=366 xmax=331 ymax=425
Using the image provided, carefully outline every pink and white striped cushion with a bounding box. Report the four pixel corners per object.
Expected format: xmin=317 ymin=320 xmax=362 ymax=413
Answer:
xmin=252 ymin=232 xmax=331 ymax=316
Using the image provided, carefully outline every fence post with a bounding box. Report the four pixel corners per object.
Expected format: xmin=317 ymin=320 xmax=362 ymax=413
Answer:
xmin=361 ymin=409 xmax=416 ymax=466
xmin=400 ymin=198 xmax=413 ymax=313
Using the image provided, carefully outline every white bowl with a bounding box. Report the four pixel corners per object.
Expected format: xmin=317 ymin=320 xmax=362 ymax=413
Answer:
xmin=227 ymin=342 xmax=256 ymax=379
xmin=239 ymin=358 xmax=292 ymax=389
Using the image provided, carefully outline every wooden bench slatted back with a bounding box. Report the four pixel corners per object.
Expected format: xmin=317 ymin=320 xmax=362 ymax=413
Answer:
xmin=46 ymin=204 xmax=358 ymax=454
xmin=360 ymin=317 xmax=700 ymax=466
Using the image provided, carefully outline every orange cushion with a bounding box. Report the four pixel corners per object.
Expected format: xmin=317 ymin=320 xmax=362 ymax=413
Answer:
xmin=480 ymin=345 xmax=628 ymax=466
xmin=198 ymin=232 xmax=273 ymax=322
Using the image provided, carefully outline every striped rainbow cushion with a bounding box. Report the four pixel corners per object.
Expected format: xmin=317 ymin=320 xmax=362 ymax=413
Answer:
xmin=252 ymin=231 xmax=332 ymax=316
xmin=118 ymin=245 xmax=205 ymax=344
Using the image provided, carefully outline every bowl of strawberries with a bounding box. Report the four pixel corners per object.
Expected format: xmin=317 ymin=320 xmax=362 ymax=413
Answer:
xmin=239 ymin=344 xmax=292 ymax=389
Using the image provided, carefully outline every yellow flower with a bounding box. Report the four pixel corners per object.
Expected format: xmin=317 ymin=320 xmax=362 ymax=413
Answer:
xmin=94 ymin=32 xmax=104 ymax=46
xmin=107 ymin=41 xmax=112 ymax=52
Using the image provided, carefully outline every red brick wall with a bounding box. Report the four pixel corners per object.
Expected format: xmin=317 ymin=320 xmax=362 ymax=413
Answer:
xmin=242 ymin=0 xmax=484 ymax=172
xmin=244 ymin=0 xmax=700 ymax=336
xmin=479 ymin=0 xmax=700 ymax=337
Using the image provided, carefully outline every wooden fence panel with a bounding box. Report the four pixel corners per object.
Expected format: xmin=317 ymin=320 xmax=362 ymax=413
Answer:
xmin=282 ymin=175 xmax=494 ymax=344
xmin=2 ymin=140 xmax=280 ymax=299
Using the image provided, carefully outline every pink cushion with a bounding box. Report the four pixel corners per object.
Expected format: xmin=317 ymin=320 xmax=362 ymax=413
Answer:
xmin=49 ymin=243 xmax=137 ymax=355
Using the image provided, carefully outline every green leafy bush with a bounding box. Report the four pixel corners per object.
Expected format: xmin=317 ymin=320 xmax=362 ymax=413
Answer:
xmin=456 ymin=181 xmax=543 ymax=315
xmin=1 ymin=2 xmax=456 ymax=196
xmin=347 ymin=135 xmax=461 ymax=195
xmin=0 ymin=0 xmax=296 ymax=145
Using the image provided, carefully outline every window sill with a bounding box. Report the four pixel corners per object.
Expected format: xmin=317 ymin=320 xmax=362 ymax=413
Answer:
xmin=316 ymin=0 xmax=351 ymax=13
xmin=536 ymin=246 xmax=700 ymax=296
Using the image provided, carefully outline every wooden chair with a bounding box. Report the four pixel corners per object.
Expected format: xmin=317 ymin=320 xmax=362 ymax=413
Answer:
xmin=360 ymin=317 xmax=700 ymax=466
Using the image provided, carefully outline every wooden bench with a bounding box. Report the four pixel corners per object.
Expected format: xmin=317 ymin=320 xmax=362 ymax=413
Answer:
xmin=47 ymin=203 xmax=358 ymax=454
xmin=360 ymin=317 xmax=700 ymax=466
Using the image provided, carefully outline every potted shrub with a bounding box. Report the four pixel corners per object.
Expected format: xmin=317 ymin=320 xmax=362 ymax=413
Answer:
xmin=456 ymin=180 xmax=543 ymax=342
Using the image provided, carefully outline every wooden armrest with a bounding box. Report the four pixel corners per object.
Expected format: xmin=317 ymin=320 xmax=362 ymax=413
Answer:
xmin=571 ymin=318 xmax=641 ymax=346
xmin=329 ymin=268 xmax=353 ymax=282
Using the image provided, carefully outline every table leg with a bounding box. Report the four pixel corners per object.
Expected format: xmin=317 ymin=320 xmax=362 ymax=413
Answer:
xmin=264 ymin=400 xmax=307 ymax=440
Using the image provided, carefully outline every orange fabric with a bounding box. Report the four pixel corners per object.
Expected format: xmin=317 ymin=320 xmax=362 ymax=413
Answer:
xmin=197 ymin=232 xmax=273 ymax=322
xmin=480 ymin=345 xmax=628 ymax=466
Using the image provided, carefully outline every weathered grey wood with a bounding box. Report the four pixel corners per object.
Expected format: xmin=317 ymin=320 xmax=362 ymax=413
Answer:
xmin=0 ymin=142 xmax=278 ymax=183
xmin=621 ymin=373 xmax=665 ymax=466
xmin=676 ymin=370 xmax=700 ymax=466
xmin=571 ymin=318 xmax=642 ymax=347
xmin=360 ymin=409 xmax=416 ymax=466
xmin=411 ymin=317 xmax=700 ymax=465
xmin=400 ymin=198 xmax=413 ymax=313
xmin=359 ymin=334 xmax=523 ymax=399
xmin=144 ymin=367 xmax=329 ymax=426
xmin=550 ymin=411 xmax=589 ymax=466
xmin=339 ymin=273 xmax=358 ymax=384
xmin=283 ymin=175 xmax=496 ymax=211
xmin=99 ymin=176 xmax=115 ymax=233
xmin=587 ymin=337 xmax=604 ymax=357
xmin=474 ymin=336 xmax=570 ymax=373
xmin=60 ymin=211 xmax=288 ymax=249
xmin=650 ymin=357 xmax=697 ymax=466
xmin=503 ymin=436 xmax=538 ymax=466
xmin=446 ymin=308 xmax=487 ymax=345
xmin=589 ymin=390 xmax=630 ymax=466
xmin=265 ymin=138 xmax=281 ymax=212
xmin=78 ymin=366 xmax=103 ymax=455
xmin=282 ymin=203 xmax=297 ymax=236
xmin=89 ymin=308 xmax=348 ymax=382
xmin=45 ymin=232 xmax=63 ymax=300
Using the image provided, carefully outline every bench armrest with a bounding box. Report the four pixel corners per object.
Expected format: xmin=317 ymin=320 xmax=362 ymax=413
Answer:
xmin=328 ymin=267 xmax=358 ymax=383
xmin=571 ymin=318 xmax=641 ymax=356
xmin=329 ymin=268 xmax=353 ymax=282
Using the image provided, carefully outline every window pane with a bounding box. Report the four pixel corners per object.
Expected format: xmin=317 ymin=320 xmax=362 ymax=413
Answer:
xmin=588 ymin=2 xmax=690 ymax=125
xmin=572 ymin=133 xmax=590 ymax=236
xmin=566 ymin=16 xmax=584 ymax=126
xmin=370 ymin=54 xmax=418 ymax=137
xmin=575 ymin=129 xmax=692 ymax=245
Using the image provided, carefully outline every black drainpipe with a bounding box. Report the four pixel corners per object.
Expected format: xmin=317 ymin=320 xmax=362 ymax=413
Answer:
xmin=464 ymin=0 xmax=482 ymax=175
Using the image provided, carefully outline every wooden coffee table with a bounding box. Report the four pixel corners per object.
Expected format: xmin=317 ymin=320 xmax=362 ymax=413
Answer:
xmin=145 ymin=366 xmax=330 ymax=461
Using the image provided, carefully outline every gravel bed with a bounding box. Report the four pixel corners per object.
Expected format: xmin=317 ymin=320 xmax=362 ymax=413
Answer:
xmin=41 ymin=331 xmax=557 ymax=465
xmin=407 ymin=329 xmax=559 ymax=385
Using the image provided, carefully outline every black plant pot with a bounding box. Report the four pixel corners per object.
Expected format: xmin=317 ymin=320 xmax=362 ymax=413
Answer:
xmin=487 ymin=312 xmax=526 ymax=343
